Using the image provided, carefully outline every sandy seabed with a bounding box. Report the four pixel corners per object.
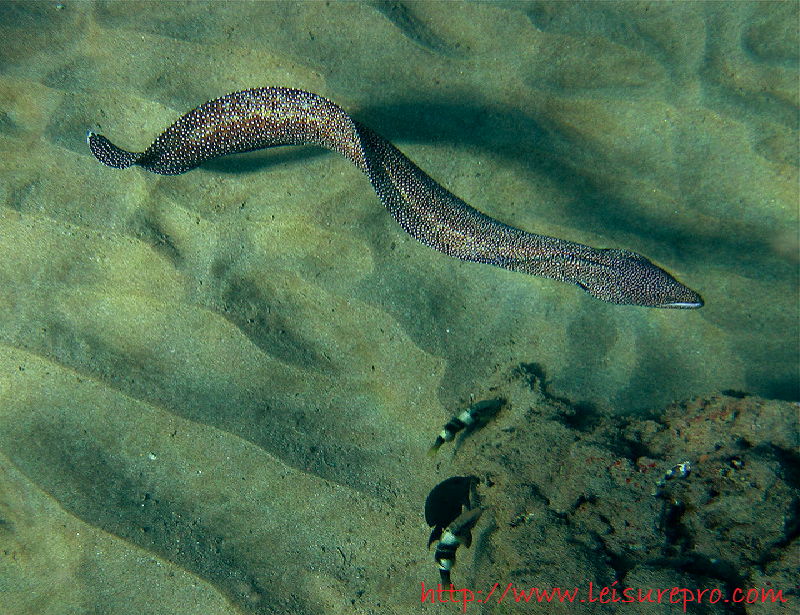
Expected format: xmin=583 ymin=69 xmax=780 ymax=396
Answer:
xmin=0 ymin=2 xmax=797 ymax=614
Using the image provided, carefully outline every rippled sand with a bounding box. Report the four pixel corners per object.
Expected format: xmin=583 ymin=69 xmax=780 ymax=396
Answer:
xmin=0 ymin=2 xmax=797 ymax=614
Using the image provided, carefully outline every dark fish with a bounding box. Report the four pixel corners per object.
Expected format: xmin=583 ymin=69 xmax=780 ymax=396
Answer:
xmin=87 ymin=87 xmax=703 ymax=308
xmin=425 ymin=475 xmax=479 ymax=547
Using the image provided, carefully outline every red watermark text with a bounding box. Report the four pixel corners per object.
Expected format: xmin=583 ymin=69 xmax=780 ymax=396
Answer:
xmin=421 ymin=581 xmax=790 ymax=613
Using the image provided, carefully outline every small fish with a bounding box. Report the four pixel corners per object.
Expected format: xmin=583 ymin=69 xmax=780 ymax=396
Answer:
xmin=653 ymin=460 xmax=692 ymax=496
xmin=434 ymin=506 xmax=484 ymax=586
xmin=425 ymin=475 xmax=479 ymax=547
xmin=428 ymin=398 xmax=504 ymax=456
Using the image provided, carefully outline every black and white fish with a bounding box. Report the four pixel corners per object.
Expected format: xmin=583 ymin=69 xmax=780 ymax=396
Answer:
xmin=434 ymin=506 xmax=484 ymax=586
xmin=428 ymin=398 xmax=504 ymax=456
xmin=425 ymin=476 xmax=479 ymax=547
xmin=425 ymin=476 xmax=483 ymax=585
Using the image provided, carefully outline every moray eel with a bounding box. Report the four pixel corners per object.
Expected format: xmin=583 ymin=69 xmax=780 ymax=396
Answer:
xmin=87 ymin=87 xmax=703 ymax=308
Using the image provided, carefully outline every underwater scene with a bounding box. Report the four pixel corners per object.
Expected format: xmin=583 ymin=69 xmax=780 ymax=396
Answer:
xmin=0 ymin=1 xmax=797 ymax=614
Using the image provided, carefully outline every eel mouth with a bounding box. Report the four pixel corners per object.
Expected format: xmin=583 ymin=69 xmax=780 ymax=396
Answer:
xmin=661 ymin=299 xmax=704 ymax=309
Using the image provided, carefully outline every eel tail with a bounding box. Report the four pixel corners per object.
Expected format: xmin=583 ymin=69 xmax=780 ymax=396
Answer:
xmin=87 ymin=131 xmax=143 ymax=169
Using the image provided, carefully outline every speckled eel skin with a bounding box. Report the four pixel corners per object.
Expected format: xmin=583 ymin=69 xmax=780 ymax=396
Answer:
xmin=87 ymin=87 xmax=702 ymax=308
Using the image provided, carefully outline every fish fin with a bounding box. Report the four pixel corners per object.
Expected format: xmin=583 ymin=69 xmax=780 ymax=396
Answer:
xmin=428 ymin=526 xmax=443 ymax=548
xmin=427 ymin=436 xmax=444 ymax=457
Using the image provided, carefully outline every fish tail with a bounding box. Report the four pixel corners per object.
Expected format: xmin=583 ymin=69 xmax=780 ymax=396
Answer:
xmin=87 ymin=131 xmax=143 ymax=169
xmin=427 ymin=437 xmax=445 ymax=457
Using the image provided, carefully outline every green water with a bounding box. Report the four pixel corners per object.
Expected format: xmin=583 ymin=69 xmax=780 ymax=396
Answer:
xmin=0 ymin=2 xmax=797 ymax=614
